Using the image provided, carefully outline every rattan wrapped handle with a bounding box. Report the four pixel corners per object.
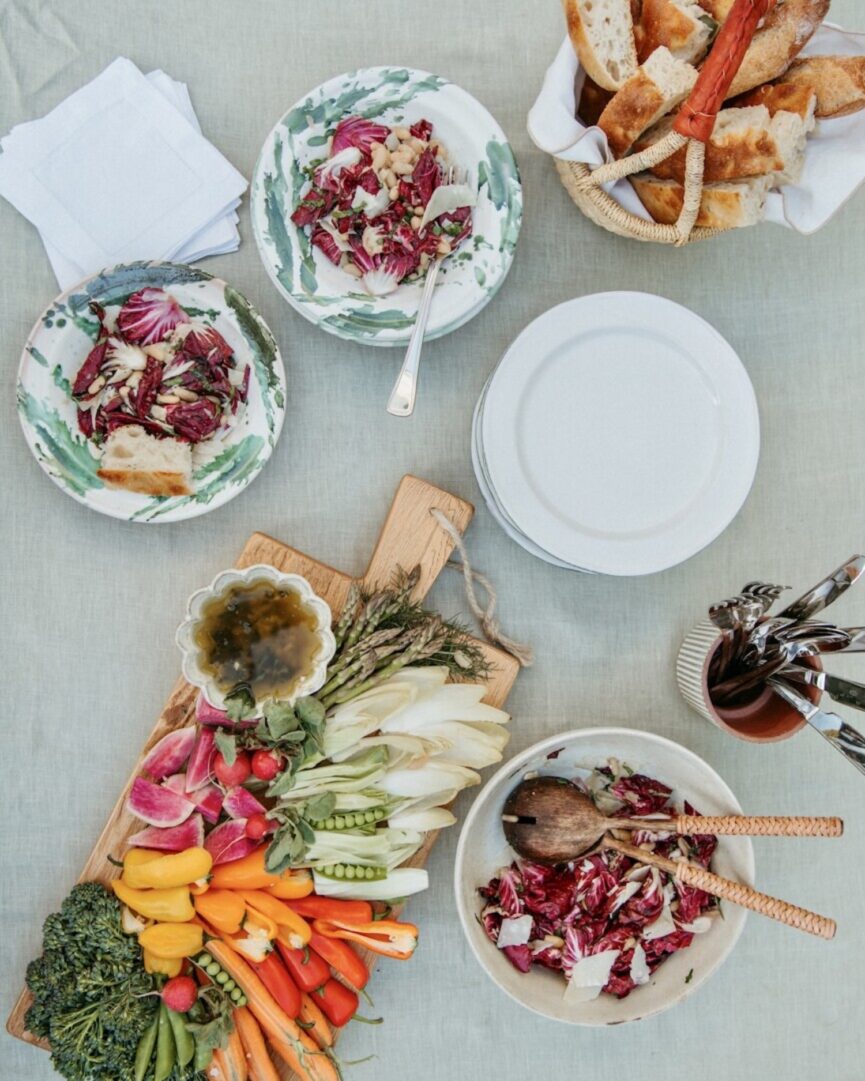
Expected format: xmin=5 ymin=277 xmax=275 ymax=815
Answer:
xmin=670 ymin=815 xmax=844 ymax=837
xmin=605 ymin=836 xmax=836 ymax=939
xmin=675 ymin=0 xmax=775 ymax=141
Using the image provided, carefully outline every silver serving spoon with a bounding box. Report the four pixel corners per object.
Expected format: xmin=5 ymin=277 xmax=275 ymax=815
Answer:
xmin=770 ymin=678 xmax=865 ymax=777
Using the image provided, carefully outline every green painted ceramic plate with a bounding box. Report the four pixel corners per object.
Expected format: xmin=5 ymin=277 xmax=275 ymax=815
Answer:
xmin=17 ymin=262 xmax=286 ymax=523
xmin=251 ymin=66 xmax=522 ymax=346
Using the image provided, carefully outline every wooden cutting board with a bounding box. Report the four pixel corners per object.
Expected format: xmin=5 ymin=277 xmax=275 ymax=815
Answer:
xmin=7 ymin=474 xmax=520 ymax=1075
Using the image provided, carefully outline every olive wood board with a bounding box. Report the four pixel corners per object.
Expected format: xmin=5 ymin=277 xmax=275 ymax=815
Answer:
xmin=7 ymin=474 xmax=521 ymax=1079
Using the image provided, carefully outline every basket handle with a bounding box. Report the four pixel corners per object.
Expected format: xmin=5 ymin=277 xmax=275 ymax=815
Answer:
xmin=675 ymin=0 xmax=775 ymax=141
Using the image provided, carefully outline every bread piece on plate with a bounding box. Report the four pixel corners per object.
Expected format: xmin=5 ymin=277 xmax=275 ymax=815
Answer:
xmin=630 ymin=173 xmax=772 ymax=228
xmin=783 ymin=55 xmax=865 ymax=118
xmin=563 ymin=0 xmax=638 ymax=91
xmin=696 ymin=0 xmax=735 ymax=21
xmin=578 ymin=74 xmax=615 ymax=126
xmin=634 ymin=103 xmax=810 ymax=182
xmin=726 ymin=0 xmax=830 ymax=99
xmin=598 ymin=47 xmax=698 ymax=156
xmin=735 ymin=80 xmax=818 ymax=123
xmin=636 ymin=0 xmax=716 ymax=64
xmin=97 ymin=425 xmax=193 ymax=497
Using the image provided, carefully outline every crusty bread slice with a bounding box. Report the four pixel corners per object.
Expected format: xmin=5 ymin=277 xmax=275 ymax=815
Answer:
xmin=783 ymin=55 xmax=865 ymax=118
xmin=696 ymin=0 xmax=735 ymax=20
xmin=563 ymin=0 xmax=638 ymax=91
xmin=598 ymin=46 xmax=698 ymax=156
xmin=735 ymin=80 xmax=818 ymax=123
xmin=636 ymin=0 xmax=716 ymax=64
xmin=630 ymin=173 xmax=772 ymax=228
xmin=97 ymin=425 xmax=193 ymax=497
xmin=634 ymin=102 xmax=810 ymax=182
xmin=578 ymin=75 xmax=615 ymax=126
xmin=725 ymin=0 xmax=830 ymax=99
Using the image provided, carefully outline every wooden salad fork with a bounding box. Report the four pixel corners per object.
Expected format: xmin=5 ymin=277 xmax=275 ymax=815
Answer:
xmin=502 ymin=777 xmax=840 ymax=939
xmin=387 ymin=166 xmax=464 ymax=418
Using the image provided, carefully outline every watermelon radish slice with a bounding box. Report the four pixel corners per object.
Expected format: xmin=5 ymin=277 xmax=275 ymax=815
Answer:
xmin=223 ymin=786 xmax=266 ymax=820
xmin=185 ymin=727 xmax=216 ymax=792
xmin=216 ymin=835 xmax=260 ymax=864
xmin=128 ymin=777 xmax=195 ymax=827
xmin=196 ymin=693 xmax=258 ymax=729
xmin=141 ymin=727 xmax=196 ymax=780
xmin=163 ymin=774 xmax=223 ymax=823
xmin=204 ymin=819 xmax=250 ymax=864
xmin=129 ymin=814 xmax=204 ymax=851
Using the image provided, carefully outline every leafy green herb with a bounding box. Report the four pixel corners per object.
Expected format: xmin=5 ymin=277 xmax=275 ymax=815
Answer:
xmin=685 ymin=968 xmax=694 ymax=984
xmin=224 ymin=683 xmax=256 ymax=722
xmin=184 ymin=985 xmax=234 ymax=1056
xmin=214 ymin=730 xmax=237 ymax=767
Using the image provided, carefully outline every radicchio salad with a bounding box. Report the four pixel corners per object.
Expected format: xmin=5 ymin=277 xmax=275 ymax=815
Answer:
xmin=479 ymin=761 xmax=718 ymax=1002
xmin=72 ymin=288 xmax=249 ymax=446
xmin=291 ymin=116 xmax=475 ymax=296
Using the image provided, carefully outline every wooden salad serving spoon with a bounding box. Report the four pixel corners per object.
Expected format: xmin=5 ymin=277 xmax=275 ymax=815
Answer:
xmin=502 ymin=777 xmax=841 ymax=939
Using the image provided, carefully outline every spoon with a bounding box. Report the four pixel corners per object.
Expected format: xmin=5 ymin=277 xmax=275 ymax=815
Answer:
xmin=776 ymin=554 xmax=865 ymax=622
xmin=501 ymin=776 xmax=839 ymax=939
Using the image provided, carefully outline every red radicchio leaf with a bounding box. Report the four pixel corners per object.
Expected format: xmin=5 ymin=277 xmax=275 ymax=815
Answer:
xmin=331 ymin=116 xmax=389 ymax=155
xmin=117 ymin=289 xmax=187 ymax=345
xmin=378 ymin=250 xmax=419 ymax=284
xmin=311 ymin=225 xmax=343 ymax=266
xmin=290 ymin=190 xmax=334 ymax=228
xmin=166 ymin=398 xmax=220 ymax=442
xmin=501 ymin=944 xmax=533 ymax=973
xmin=135 ymin=357 xmax=163 ymax=418
xmin=412 ymin=148 xmax=441 ymax=206
xmin=77 ymin=408 xmax=94 ymax=439
xmin=356 ymin=169 xmax=381 ymax=195
xmin=348 ymin=236 xmax=378 ymax=275
xmin=176 ymin=324 xmax=233 ymax=364
xmin=72 ymin=340 xmax=108 ymax=398
xmin=410 ymin=118 xmax=433 ymax=141
xmin=610 ymin=773 xmax=673 ymax=815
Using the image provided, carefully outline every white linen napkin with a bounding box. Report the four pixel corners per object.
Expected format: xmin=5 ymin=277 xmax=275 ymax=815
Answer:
xmin=527 ymin=23 xmax=865 ymax=235
xmin=0 ymin=57 xmax=247 ymax=287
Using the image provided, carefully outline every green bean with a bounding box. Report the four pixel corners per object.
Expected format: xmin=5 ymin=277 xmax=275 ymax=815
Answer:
xmin=153 ymin=1004 xmax=176 ymax=1081
xmin=166 ymin=1006 xmax=195 ymax=1068
xmin=134 ymin=1012 xmax=159 ymax=1081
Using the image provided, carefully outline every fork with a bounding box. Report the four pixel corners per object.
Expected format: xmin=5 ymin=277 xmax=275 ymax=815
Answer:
xmin=386 ymin=165 xmax=463 ymax=417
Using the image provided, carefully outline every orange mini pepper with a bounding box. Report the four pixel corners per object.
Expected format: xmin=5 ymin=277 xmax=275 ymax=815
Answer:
xmin=240 ymin=891 xmax=311 ymax=949
xmin=311 ymin=916 xmax=418 ymax=960
xmin=194 ymin=889 xmax=246 ymax=934
xmin=210 ymin=849 xmax=313 ymax=895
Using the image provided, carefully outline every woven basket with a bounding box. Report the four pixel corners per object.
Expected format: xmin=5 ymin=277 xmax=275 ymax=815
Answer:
xmin=557 ymin=0 xmax=774 ymax=246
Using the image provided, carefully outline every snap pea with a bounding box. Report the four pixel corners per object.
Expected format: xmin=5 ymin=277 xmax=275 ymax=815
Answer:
xmin=153 ymin=1003 xmax=176 ymax=1081
xmin=134 ymin=1012 xmax=159 ymax=1081
xmin=318 ymin=863 xmax=388 ymax=880
xmin=193 ymin=1037 xmax=214 ymax=1072
xmin=166 ymin=1006 xmax=195 ymax=1068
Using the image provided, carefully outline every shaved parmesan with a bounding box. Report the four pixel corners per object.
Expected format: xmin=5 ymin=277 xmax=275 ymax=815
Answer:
xmin=419 ymin=183 xmax=476 ymax=231
xmin=319 ymin=145 xmax=362 ymax=182
xmin=563 ymin=950 xmax=620 ymax=1004
xmin=629 ymin=943 xmax=651 ymax=986
xmin=642 ymin=904 xmax=677 ymax=941
xmin=352 ymin=181 xmax=389 ymax=219
xmin=497 ymin=915 xmax=534 ymax=949
xmin=609 ymin=879 xmax=642 ymax=914
xmin=679 ymin=916 xmax=713 ymax=934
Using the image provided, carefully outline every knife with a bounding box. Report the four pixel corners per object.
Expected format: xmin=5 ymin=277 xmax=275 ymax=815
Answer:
xmin=781 ymin=667 xmax=865 ymax=713
xmin=769 ymin=678 xmax=865 ymax=777
xmin=777 ymin=555 xmax=865 ymax=623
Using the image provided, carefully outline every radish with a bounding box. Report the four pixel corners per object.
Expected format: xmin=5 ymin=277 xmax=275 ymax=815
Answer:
xmin=185 ymin=727 xmax=216 ymax=792
xmin=213 ymin=750 xmax=250 ymax=787
xmin=141 ymin=728 xmax=196 ymax=780
xmin=195 ymin=692 xmax=258 ymax=729
xmin=251 ymin=749 xmax=283 ymax=781
xmin=161 ymin=975 xmax=197 ymax=1013
xmin=129 ymin=814 xmax=204 ymax=852
xmin=245 ymin=813 xmax=272 ymax=840
xmin=128 ymin=777 xmax=195 ymax=827
xmin=223 ymin=785 xmax=265 ymax=820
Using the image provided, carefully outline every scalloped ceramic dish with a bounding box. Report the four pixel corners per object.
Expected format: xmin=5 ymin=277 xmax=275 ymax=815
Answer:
xmin=176 ymin=564 xmax=336 ymax=708
xmin=16 ymin=262 xmax=286 ymax=523
xmin=454 ymin=728 xmax=754 ymax=1025
xmin=251 ymin=66 xmax=522 ymax=346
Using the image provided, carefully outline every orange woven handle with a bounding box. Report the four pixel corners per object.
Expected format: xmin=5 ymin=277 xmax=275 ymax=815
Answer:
xmin=675 ymin=0 xmax=775 ymax=141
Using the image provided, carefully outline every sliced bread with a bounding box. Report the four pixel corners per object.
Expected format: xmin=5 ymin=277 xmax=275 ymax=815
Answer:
xmin=630 ymin=173 xmax=772 ymax=228
xmin=735 ymin=81 xmax=819 ymax=123
xmin=598 ymin=46 xmax=698 ymax=156
xmin=578 ymin=74 xmax=616 ymax=126
xmin=725 ymin=0 xmax=830 ymax=99
xmin=636 ymin=0 xmax=716 ymax=64
xmin=633 ymin=103 xmax=808 ymax=183
xmin=563 ymin=0 xmax=638 ymax=91
xmin=783 ymin=55 xmax=865 ymax=118
xmin=695 ymin=0 xmax=735 ymax=20
xmin=97 ymin=425 xmax=193 ymax=497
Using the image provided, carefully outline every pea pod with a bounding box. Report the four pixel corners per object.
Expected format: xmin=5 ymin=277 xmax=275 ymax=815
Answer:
xmin=134 ymin=1012 xmax=159 ymax=1081
xmin=193 ymin=1035 xmax=214 ymax=1072
xmin=154 ymin=1004 xmax=176 ymax=1081
xmin=166 ymin=1006 xmax=195 ymax=1068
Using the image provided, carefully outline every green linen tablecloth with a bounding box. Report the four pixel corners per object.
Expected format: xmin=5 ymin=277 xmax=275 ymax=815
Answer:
xmin=2 ymin=2 xmax=864 ymax=1078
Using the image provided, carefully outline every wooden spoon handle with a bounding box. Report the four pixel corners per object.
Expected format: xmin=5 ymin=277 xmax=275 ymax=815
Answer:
xmin=671 ymin=815 xmax=843 ymax=837
xmin=604 ymin=837 xmax=836 ymax=940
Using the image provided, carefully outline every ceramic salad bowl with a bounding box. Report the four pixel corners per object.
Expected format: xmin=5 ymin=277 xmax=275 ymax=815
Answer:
xmin=17 ymin=261 xmax=286 ymax=523
xmin=454 ymin=727 xmax=754 ymax=1025
xmin=251 ymin=66 xmax=522 ymax=346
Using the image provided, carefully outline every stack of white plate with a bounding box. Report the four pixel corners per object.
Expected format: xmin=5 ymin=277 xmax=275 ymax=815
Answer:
xmin=472 ymin=293 xmax=760 ymax=576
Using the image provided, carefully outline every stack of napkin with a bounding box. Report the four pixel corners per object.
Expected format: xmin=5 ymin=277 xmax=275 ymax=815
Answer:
xmin=0 ymin=57 xmax=247 ymax=288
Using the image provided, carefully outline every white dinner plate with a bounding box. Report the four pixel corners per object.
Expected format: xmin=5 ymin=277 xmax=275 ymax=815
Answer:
xmin=480 ymin=293 xmax=760 ymax=576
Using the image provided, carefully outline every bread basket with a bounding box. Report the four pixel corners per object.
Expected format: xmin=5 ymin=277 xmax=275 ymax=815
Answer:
xmin=556 ymin=0 xmax=773 ymax=245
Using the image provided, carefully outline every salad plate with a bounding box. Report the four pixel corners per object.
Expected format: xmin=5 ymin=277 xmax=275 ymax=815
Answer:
xmin=479 ymin=292 xmax=760 ymax=575
xmin=251 ymin=66 xmax=522 ymax=346
xmin=455 ymin=727 xmax=754 ymax=1025
xmin=17 ymin=262 xmax=286 ymax=523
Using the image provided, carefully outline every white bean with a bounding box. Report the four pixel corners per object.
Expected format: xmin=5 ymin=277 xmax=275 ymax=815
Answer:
xmin=394 ymin=126 xmax=411 ymax=140
xmin=392 ymin=161 xmax=413 ymax=176
xmin=342 ymin=262 xmax=362 ymax=278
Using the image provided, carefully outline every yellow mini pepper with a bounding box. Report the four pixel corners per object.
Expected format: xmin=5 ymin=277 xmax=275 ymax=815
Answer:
xmin=142 ymin=949 xmax=183 ymax=978
xmin=138 ymin=922 xmax=204 ymax=959
xmin=123 ymin=846 xmax=213 ymax=890
xmin=112 ymin=879 xmax=195 ymax=923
